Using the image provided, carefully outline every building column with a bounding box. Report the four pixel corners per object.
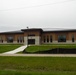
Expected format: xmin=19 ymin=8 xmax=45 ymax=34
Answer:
xmin=35 ymin=36 xmax=40 ymax=45
xmin=24 ymin=36 xmax=40 ymax=45
xmin=24 ymin=37 xmax=27 ymax=45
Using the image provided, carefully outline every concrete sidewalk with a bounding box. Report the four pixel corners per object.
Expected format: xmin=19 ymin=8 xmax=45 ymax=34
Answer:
xmin=0 ymin=54 xmax=76 ymax=57
xmin=3 ymin=45 xmax=27 ymax=54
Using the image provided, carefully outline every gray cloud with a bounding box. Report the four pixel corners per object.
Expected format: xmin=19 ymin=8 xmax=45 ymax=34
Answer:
xmin=0 ymin=0 xmax=76 ymax=32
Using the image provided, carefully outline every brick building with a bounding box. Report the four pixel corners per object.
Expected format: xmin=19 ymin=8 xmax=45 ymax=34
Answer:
xmin=0 ymin=28 xmax=76 ymax=45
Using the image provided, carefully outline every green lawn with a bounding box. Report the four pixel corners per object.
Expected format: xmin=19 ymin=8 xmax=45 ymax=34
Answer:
xmin=0 ymin=70 xmax=76 ymax=75
xmin=25 ymin=44 xmax=76 ymax=52
xmin=0 ymin=56 xmax=76 ymax=75
xmin=0 ymin=44 xmax=22 ymax=53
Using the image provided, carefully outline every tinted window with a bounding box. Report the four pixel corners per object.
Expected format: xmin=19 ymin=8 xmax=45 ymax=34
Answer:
xmin=7 ymin=36 xmax=13 ymax=43
xmin=58 ymin=35 xmax=66 ymax=42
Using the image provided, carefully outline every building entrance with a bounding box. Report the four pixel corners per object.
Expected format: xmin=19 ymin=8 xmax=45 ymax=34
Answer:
xmin=28 ymin=39 xmax=35 ymax=44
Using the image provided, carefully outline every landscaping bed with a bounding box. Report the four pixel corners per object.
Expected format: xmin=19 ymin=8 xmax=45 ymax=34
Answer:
xmin=24 ymin=48 xmax=76 ymax=54
xmin=23 ymin=44 xmax=76 ymax=54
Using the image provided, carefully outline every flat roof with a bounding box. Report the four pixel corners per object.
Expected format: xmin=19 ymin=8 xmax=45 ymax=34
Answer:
xmin=22 ymin=28 xmax=76 ymax=32
xmin=0 ymin=30 xmax=24 ymax=34
xmin=42 ymin=28 xmax=76 ymax=32
xmin=0 ymin=28 xmax=76 ymax=34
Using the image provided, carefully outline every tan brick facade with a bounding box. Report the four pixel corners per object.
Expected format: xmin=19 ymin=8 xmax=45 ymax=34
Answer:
xmin=0 ymin=33 xmax=24 ymax=44
xmin=0 ymin=28 xmax=76 ymax=45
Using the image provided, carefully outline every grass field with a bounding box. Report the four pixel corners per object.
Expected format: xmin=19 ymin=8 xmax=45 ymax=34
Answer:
xmin=25 ymin=44 xmax=76 ymax=53
xmin=0 ymin=70 xmax=76 ymax=75
xmin=0 ymin=44 xmax=22 ymax=53
xmin=0 ymin=56 xmax=76 ymax=75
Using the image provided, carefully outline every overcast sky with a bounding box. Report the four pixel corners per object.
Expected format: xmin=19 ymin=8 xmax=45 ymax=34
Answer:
xmin=0 ymin=0 xmax=76 ymax=32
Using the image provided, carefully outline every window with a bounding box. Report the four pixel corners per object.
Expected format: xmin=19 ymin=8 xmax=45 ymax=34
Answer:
xmin=17 ymin=36 xmax=24 ymax=43
xmin=0 ymin=37 xmax=3 ymax=43
xmin=72 ymin=35 xmax=74 ymax=42
xmin=50 ymin=35 xmax=52 ymax=42
xmin=58 ymin=35 xmax=66 ymax=42
xmin=43 ymin=36 xmax=46 ymax=43
xmin=47 ymin=36 xmax=49 ymax=42
xmin=28 ymin=34 xmax=35 ymax=36
xmin=17 ymin=39 xmax=19 ymax=43
xmin=7 ymin=36 xmax=13 ymax=43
